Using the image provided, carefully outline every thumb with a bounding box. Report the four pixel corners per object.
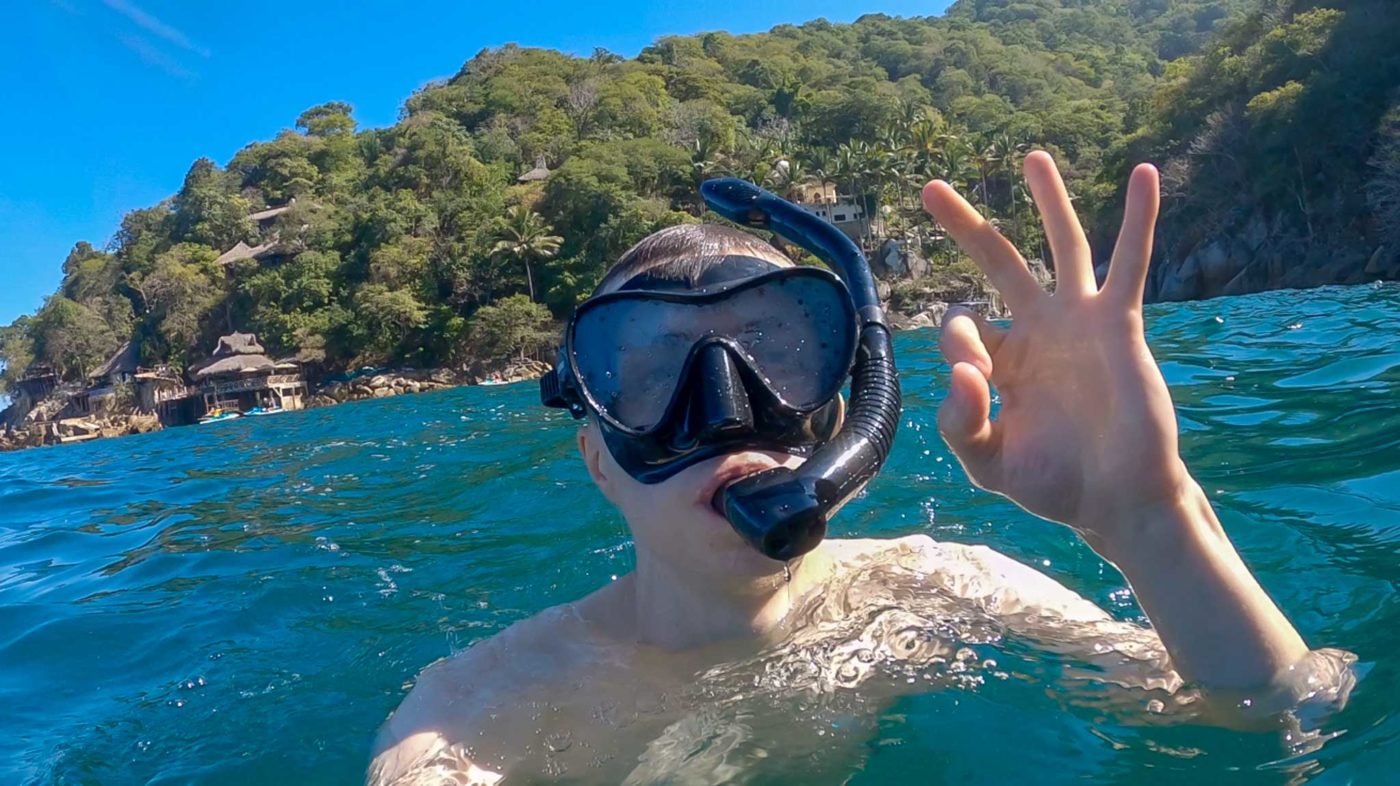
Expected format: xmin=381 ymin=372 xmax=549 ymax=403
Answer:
xmin=938 ymin=362 xmax=1002 ymax=490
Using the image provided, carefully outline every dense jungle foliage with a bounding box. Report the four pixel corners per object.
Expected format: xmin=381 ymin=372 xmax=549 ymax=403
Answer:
xmin=4 ymin=0 xmax=1395 ymax=390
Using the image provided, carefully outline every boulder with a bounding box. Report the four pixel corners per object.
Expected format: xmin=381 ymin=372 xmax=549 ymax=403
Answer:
xmin=907 ymin=311 xmax=937 ymax=330
xmin=1364 ymin=245 xmax=1398 ymax=277
xmin=872 ymin=239 xmax=903 ymax=278
xmin=919 ymin=302 xmax=949 ymax=327
xmin=1242 ymin=213 xmax=1270 ymax=253
xmin=1156 ymin=250 xmax=1202 ymax=302
xmin=1196 ymin=240 xmax=1236 ymax=295
xmin=886 ymin=311 xmax=915 ymax=331
xmin=1026 ymin=259 xmax=1054 ymax=291
xmin=876 ymin=278 xmax=892 ymax=302
xmin=1221 ymin=258 xmax=1272 ymax=296
xmin=906 ymin=250 xmax=931 ymax=280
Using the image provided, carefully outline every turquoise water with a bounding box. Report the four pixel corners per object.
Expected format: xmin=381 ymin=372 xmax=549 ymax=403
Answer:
xmin=3 ymin=283 xmax=1399 ymax=784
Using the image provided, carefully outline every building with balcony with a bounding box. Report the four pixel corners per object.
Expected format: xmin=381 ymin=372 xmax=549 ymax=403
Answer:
xmin=190 ymin=332 xmax=308 ymax=415
xmin=790 ymin=180 xmax=871 ymax=240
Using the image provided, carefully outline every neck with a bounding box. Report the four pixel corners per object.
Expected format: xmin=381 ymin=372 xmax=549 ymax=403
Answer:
xmin=627 ymin=542 xmax=835 ymax=651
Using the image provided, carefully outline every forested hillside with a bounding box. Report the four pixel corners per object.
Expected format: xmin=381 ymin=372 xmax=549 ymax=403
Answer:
xmin=8 ymin=0 xmax=1394 ymax=391
xmin=1101 ymin=0 xmax=1400 ymax=300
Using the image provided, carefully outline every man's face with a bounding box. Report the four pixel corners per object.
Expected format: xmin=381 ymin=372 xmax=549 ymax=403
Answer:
xmin=579 ymin=421 xmax=803 ymax=578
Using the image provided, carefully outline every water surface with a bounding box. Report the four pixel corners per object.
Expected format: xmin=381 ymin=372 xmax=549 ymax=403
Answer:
xmin=3 ymin=284 xmax=1399 ymax=784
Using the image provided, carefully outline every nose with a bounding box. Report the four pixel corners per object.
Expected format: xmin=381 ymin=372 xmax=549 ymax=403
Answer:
xmin=685 ymin=344 xmax=754 ymax=443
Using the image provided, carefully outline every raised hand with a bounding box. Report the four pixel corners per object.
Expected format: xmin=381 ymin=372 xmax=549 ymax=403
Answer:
xmin=923 ymin=152 xmax=1319 ymax=693
xmin=921 ymin=151 xmax=1187 ymax=550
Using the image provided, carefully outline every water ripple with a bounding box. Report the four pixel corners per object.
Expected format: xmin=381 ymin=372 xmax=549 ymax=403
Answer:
xmin=1 ymin=284 xmax=1398 ymax=784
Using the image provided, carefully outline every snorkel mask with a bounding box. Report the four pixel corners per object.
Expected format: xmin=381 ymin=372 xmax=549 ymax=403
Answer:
xmin=541 ymin=178 xmax=902 ymax=561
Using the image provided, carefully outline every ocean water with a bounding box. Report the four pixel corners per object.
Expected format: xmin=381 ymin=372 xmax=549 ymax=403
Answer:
xmin=3 ymin=283 xmax=1399 ymax=785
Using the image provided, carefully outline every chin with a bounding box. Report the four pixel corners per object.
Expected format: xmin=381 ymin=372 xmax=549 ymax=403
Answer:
xmin=619 ymin=449 xmax=809 ymax=575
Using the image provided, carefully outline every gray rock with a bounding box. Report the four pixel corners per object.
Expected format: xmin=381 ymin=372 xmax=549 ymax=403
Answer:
xmin=907 ymin=312 xmax=936 ymax=329
xmin=921 ymin=302 xmax=949 ymax=326
xmin=873 ymin=239 xmax=904 ymax=278
xmin=1242 ymin=213 xmax=1270 ymax=252
xmin=1196 ymin=240 xmax=1236 ymax=295
xmin=907 ymin=251 xmax=931 ymax=280
xmin=1364 ymin=246 xmax=1397 ymax=276
xmin=1156 ymin=248 xmax=1204 ymax=301
xmin=1026 ymin=259 xmax=1054 ymax=290
xmin=1221 ymin=257 xmax=1270 ymax=296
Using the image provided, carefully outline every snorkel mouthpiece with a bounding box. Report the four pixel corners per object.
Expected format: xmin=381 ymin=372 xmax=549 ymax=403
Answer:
xmin=712 ymin=469 xmax=828 ymax=562
xmin=701 ymin=178 xmax=903 ymax=562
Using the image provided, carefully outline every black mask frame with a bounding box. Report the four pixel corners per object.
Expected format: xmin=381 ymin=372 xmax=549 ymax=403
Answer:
xmin=543 ymin=178 xmax=902 ymax=562
xmin=547 ymin=265 xmax=857 ymax=483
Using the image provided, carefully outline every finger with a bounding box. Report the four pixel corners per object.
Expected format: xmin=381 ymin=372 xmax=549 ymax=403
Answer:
xmin=938 ymin=307 xmax=1006 ymax=378
xmin=938 ymin=362 xmax=1003 ymax=490
xmin=922 ymin=180 xmax=1045 ymax=313
xmin=1104 ymin=163 xmax=1161 ymax=307
xmin=1022 ymin=151 xmax=1094 ymax=298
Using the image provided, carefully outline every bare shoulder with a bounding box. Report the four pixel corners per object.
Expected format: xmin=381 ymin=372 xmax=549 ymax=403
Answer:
xmin=827 ymin=535 xmax=1110 ymax=622
xmin=368 ymin=603 xmax=585 ymax=785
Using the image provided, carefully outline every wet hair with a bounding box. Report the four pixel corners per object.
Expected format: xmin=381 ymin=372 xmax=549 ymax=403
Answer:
xmin=594 ymin=224 xmax=792 ymax=295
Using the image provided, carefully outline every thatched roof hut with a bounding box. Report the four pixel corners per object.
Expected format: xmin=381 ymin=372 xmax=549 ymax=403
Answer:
xmin=213 ymin=240 xmax=281 ymax=267
xmin=191 ymin=332 xmax=276 ymax=379
xmin=517 ymin=155 xmax=551 ymax=183
xmin=89 ymin=340 xmax=140 ymax=382
xmin=248 ymin=202 xmax=294 ymax=223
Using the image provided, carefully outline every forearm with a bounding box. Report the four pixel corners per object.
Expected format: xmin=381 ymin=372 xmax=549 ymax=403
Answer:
xmin=1086 ymin=480 xmax=1309 ymax=693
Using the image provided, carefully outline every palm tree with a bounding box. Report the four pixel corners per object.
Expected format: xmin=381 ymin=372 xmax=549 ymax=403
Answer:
xmin=801 ymin=147 xmax=837 ymax=204
xmin=985 ymin=131 xmax=1028 ymax=225
xmin=766 ymin=157 xmax=810 ymax=202
xmin=490 ymin=206 xmax=562 ymax=302
xmin=691 ymin=137 xmax=727 ymax=188
xmin=907 ymin=114 xmax=949 ymax=175
xmin=930 ymin=137 xmax=979 ymax=199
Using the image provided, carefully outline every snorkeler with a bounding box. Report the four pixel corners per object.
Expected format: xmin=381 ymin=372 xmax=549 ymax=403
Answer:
xmin=369 ymin=152 xmax=1354 ymax=785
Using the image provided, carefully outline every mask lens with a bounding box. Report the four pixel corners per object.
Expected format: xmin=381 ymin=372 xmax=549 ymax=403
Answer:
xmin=570 ymin=270 xmax=855 ymax=432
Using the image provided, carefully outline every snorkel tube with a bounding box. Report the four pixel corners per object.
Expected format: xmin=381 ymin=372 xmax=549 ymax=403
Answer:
xmin=701 ymin=178 xmax=903 ymax=561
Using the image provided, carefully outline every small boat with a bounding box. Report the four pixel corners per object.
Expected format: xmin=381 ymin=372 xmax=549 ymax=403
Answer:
xmin=244 ymin=406 xmax=284 ymax=417
xmin=479 ymin=377 xmax=510 ymax=386
xmin=198 ymin=407 xmax=242 ymax=424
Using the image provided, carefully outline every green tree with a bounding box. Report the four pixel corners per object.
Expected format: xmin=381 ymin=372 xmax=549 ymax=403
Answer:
xmin=131 ymin=243 xmax=224 ymax=369
xmin=30 ymin=296 xmax=120 ymax=379
xmin=296 ymin=101 xmax=357 ymax=138
xmin=489 ymin=206 xmax=563 ymax=302
xmin=21 ymin=0 xmax=1361 ymax=380
xmin=0 ymin=317 xmax=36 ymax=392
xmin=352 ymin=284 xmax=429 ymax=362
xmin=466 ymin=294 xmax=555 ymax=361
xmin=170 ymin=159 xmax=253 ymax=250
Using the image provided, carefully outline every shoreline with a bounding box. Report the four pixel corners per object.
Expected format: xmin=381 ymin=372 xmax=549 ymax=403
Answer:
xmin=0 ymin=358 xmax=553 ymax=453
xmin=0 ymin=277 xmax=1003 ymax=455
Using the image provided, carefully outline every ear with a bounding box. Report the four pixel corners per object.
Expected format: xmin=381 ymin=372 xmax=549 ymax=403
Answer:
xmin=577 ymin=422 xmax=618 ymax=504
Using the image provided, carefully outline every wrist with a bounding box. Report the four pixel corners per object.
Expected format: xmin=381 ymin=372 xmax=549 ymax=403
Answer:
xmin=1075 ymin=474 xmax=1219 ymax=568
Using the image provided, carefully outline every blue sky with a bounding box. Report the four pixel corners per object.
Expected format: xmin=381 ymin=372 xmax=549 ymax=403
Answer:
xmin=0 ymin=0 xmax=954 ymax=326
